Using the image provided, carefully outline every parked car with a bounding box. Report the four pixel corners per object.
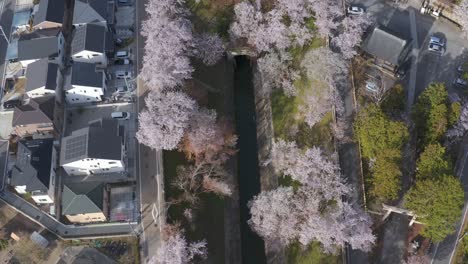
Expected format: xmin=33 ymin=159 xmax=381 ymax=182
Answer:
xmin=115 ymin=71 xmax=132 ymax=79
xmin=347 ymin=5 xmax=364 ymax=15
xmin=453 ymin=77 xmax=468 ymax=88
xmin=396 ymin=59 xmax=411 ymax=79
xmin=3 ymin=99 xmax=21 ymax=109
xmin=111 ymin=112 xmax=130 ymax=120
xmin=429 ymin=35 xmax=445 ymax=47
xmin=428 ymin=43 xmax=444 ymax=54
xmin=118 ymin=0 xmax=131 ymax=5
xmin=115 ymin=59 xmax=131 ymax=65
xmin=115 ymin=51 xmax=129 ymax=59
xmin=365 ymin=81 xmax=379 ymax=93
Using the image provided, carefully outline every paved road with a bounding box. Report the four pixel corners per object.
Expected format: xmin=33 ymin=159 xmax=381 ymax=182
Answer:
xmin=430 ymin=135 xmax=468 ymax=264
xmin=0 ymin=0 xmax=15 ymax=95
xmin=134 ymin=0 xmax=164 ymax=262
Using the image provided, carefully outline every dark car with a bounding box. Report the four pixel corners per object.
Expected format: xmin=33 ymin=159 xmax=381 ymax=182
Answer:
xmin=3 ymin=99 xmax=21 ymax=109
xmin=396 ymin=58 xmax=412 ymax=79
xmin=115 ymin=59 xmax=131 ymax=65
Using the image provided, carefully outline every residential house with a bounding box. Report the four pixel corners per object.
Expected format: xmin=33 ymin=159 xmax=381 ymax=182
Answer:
xmin=10 ymin=139 xmax=55 ymax=204
xmin=33 ymin=0 xmax=113 ymax=29
xmin=12 ymin=96 xmax=55 ymax=138
xmin=25 ymin=58 xmax=58 ymax=98
xmin=62 ymin=182 xmax=108 ymax=223
xmin=17 ymin=28 xmax=63 ymax=67
xmin=32 ymin=0 xmax=65 ymax=30
xmin=60 ymin=119 xmax=125 ymax=176
xmin=64 ymin=62 xmax=106 ymax=104
xmin=362 ymin=25 xmax=412 ymax=72
xmin=71 ymin=24 xmax=107 ymax=65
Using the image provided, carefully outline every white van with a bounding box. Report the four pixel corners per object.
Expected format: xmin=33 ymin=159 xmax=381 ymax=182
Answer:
xmin=115 ymin=50 xmax=129 ymax=59
xmin=111 ymin=112 xmax=130 ymax=120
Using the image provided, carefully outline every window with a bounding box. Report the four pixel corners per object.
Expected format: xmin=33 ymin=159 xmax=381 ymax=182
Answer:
xmin=92 ymin=54 xmax=98 ymax=57
xmin=87 ymin=98 xmax=90 ymax=100
xmin=39 ymin=198 xmax=48 ymax=202
xmin=75 ymin=56 xmax=83 ymax=58
xmin=108 ymin=161 xmax=116 ymax=164
xmin=96 ymin=97 xmax=99 ymax=99
xmin=94 ymin=89 xmax=97 ymax=92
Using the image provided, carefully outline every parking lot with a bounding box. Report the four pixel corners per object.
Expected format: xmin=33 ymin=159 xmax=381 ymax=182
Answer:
xmin=103 ymin=2 xmax=137 ymax=104
xmin=352 ymin=0 xmax=468 ymax=99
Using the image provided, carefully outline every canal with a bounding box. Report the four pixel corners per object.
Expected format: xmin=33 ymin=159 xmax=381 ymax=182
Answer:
xmin=233 ymin=56 xmax=266 ymax=264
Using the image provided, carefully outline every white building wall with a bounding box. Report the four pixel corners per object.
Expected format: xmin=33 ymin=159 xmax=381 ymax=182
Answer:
xmin=65 ymin=85 xmax=104 ymax=104
xmin=26 ymin=87 xmax=56 ymax=98
xmin=20 ymin=59 xmax=39 ymax=67
xmin=15 ymin=185 xmax=27 ymax=194
xmin=63 ymin=158 xmax=125 ymax=176
xmin=31 ymin=193 xmax=54 ymax=204
xmin=72 ymin=50 xmax=107 ymax=66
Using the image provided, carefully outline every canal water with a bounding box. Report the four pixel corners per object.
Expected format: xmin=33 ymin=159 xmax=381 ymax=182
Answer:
xmin=233 ymin=56 xmax=266 ymax=264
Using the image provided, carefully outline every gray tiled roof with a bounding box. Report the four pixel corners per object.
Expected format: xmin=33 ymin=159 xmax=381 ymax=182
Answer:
xmin=62 ymin=182 xmax=104 ymax=215
xmin=33 ymin=0 xmax=64 ymax=26
xmin=70 ymin=62 xmax=103 ymax=88
xmin=362 ymin=26 xmax=410 ymax=66
xmin=73 ymin=0 xmax=107 ymax=25
xmin=12 ymin=96 xmax=55 ymax=126
xmin=10 ymin=139 xmax=53 ymax=192
xmin=18 ymin=30 xmax=59 ymax=61
xmin=61 ymin=119 xmax=122 ymax=165
xmin=25 ymin=59 xmax=58 ymax=92
xmin=71 ymin=24 xmax=105 ymax=54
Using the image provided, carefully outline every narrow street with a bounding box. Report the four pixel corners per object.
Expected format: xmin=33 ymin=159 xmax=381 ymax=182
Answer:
xmin=135 ymin=0 xmax=165 ymax=262
xmin=0 ymin=0 xmax=15 ymax=95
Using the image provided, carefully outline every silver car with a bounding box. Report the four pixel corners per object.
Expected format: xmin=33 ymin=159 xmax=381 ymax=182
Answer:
xmin=428 ymin=43 xmax=444 ymax=54
xmin=347 ymin=5 xmax=364 ymax=15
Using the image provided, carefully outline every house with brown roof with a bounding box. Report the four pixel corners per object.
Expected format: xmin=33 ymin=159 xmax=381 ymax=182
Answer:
xmin=12 ymin=96 xmax=55 ymax=138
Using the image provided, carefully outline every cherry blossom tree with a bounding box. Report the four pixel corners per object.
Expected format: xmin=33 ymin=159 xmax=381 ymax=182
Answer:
xmin=248 ymin=186 xmax=375 ymax=253
xmin=136 ymin=91 xmax=197 ymax=150
xmin=141 ymin=0 xmax=194 ymax=91
xmin=248 ymin=140 xmax=375 ymax=252
xmin=301 ymin=47 xmax=348 ymax=90
xmin=272 ymin=140 xmax=349 ymax=200
xmin=307 ymin=0 xmax=342 ymax=37
xmin=192 ymin=33 xmax=225 ymax=66
xmin=332 ymin=15 xmax=371 ymax=59
xmin=257 ymin=52 xmax=299 ymax=96
xmin=150 ymin=225 xmax=207 ymax=264
xmin=453 ymin=0 xmax=468 ymax=39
